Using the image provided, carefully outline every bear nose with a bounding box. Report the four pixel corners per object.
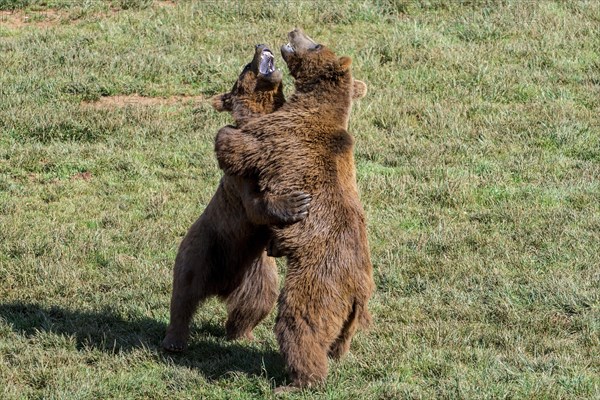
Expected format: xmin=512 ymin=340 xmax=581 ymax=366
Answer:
xmin=255 ymin=44 xmax=266 ymax=49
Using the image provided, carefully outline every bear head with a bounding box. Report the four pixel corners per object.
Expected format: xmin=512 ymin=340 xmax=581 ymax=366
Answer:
xmin=281 ymin=28 xmax=366 ymax=99
xmin=282 ymin=29 xmax=346 ymax=84
xmin=212 ymin=44 xmax=285 ymax=125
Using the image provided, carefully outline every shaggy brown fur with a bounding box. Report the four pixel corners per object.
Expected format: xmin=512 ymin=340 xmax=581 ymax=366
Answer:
xmin=162 ymin=45 xmax=311 ymax=352
xmin=215 ymin=29 xmax=374 ymax=389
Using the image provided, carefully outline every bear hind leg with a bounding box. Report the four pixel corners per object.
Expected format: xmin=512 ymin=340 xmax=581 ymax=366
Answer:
xmin=162 ymin=258 xmax=211 ymax=352
xmin=276 ymin=315 xmax=331 ymax=389
xmin=225 ymin=252 xmax=278 ymax=341
xmin=275 ymin=293 xmax=346 ymax=390
xmin=328 ymin=300 xmax=359 ymax=360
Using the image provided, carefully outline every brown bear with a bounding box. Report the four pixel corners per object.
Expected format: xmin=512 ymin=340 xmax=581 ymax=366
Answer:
xmin=214 ymin=29 xmax=374 ymax=390
xmin=162 ymin=45 xmax=312 ymax=352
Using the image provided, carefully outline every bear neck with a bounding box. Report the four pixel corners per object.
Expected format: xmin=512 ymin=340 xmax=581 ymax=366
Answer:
xmin=232 ymin=89 xmax=285 ymax=127
xmin=290 ymin=73 xmax=354 ymax=129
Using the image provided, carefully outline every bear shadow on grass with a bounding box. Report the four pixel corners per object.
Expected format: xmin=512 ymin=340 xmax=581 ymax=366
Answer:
xmin=0 ymin=301 xmax=286 ymax=385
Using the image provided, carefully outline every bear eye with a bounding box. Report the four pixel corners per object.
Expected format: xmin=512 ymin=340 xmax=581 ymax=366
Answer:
xmin=313 ymin=44 xmax=323 ymax=51
xmin=242 ymin=64 xmax=251 ymax=72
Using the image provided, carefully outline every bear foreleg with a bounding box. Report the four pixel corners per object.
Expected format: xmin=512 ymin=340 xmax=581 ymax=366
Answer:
xmin=232 ymin=175 xmax=312 ymax=226
xmin=215 ymin=126 xmax=264 ymax=177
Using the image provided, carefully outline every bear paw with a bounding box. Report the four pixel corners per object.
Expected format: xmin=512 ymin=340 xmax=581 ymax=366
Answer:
xmin=161 ymin=335 xmax=188 ymax=353
xmin=270 ymin=191 xmax=312 ymax=224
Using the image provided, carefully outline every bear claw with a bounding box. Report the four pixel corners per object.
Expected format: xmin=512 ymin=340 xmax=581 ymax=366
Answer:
xmin=161 ymin=337 xmax=187 ymax=353
xmin=278 ymin=191 xmax=312 ymax=223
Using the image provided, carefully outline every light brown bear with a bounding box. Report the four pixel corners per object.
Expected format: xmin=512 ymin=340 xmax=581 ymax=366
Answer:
xmin=215 ymin=29 xmax=374 ymax=390
xmin=162 ymin=45 xmax=311 ymax=352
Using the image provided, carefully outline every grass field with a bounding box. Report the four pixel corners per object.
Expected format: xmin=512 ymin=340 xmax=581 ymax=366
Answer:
xmin=1 ymin=0 xmax=599 ymax=398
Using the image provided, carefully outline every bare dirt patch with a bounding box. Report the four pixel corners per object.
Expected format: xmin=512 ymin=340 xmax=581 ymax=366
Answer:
xmin=155 ymin=0 xmax=177 ymax=7
xmin=1 ymin=2 xmax=177 ymax=29
xmin=82 ymin=94 xmax=205 ymax=109
xmin=71 ymin=172 xmax=93 ymax=181
xmin=0 ymin=9 xmax=63 ymax=29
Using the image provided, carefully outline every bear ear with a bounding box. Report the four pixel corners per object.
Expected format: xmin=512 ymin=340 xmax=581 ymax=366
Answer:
xmin=212 ymin=93 xmax=232 ymax=112
xmin=338 ymin=56 xmax=352 ymax=71
xmin=352 ymin=79 xmax=367 ymax=99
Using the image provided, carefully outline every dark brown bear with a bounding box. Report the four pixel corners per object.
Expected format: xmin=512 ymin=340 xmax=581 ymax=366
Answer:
xmin=162 ymin=45 xmax=311 ymax=352
xmin=215 ymin=29 xmax=374 ymax=390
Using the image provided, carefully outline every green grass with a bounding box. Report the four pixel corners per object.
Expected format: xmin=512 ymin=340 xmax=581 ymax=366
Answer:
xmin=1 ymin=0 xmax=599 ymax=398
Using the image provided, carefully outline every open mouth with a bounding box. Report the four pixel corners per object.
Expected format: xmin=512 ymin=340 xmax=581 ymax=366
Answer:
xmin=282 ymin=29 xmax=319 ymax=56
xmin=259 ymin=49 xmax=275 ymax=75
